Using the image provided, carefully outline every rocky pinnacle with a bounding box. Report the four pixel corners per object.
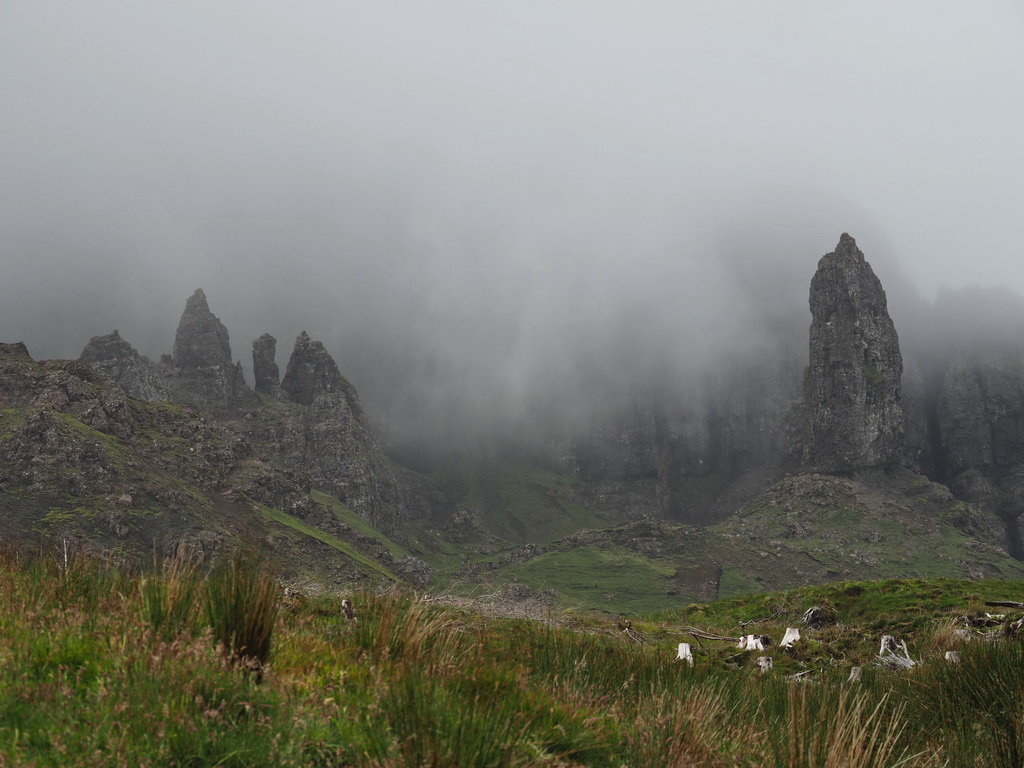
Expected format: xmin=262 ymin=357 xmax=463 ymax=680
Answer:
xmin=252 ymin=334 xmax=280 ymax=394
xmin=169 ymin=288 xmax=257 ymax=410
xmin=800 ymin=234 xmax=905 ymax=472
xmin=172 ymin=288 xmax=233 ymax=370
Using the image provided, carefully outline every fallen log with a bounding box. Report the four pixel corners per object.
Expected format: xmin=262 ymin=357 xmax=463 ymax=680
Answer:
xmin=677 ymin=627 xmax=742 ymax=643
xmin=985 ymin=600 xmax=1024 ymax=609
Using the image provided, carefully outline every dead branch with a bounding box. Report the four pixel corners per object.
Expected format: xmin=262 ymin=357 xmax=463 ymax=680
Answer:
xmin=738 ymin=608 xmax=787 ymax=630
xmin=985 ymin=600 xmax=1024 ymax=609
xmin=677 ymin=626 xmax=742 ymax=643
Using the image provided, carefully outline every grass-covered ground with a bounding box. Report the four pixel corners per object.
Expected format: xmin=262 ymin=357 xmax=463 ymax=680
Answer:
xmin=4 ymin=549 xmax=1024 ymax=766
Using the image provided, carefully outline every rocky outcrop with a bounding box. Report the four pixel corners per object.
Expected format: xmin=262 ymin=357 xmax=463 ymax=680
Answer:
xmin=80 ymin=330 xmax=170 ymax=402
xmin=172 ymin=289 xmax=232 ymax=370
xmin=168 ymin=289 xmax=258 ymax=411
xmin=1 ymin=343 xmax=134 ymax=440
xmin=0 ymin=342 xmax=402 ymax=583
xmin=798 ymin=234 xmax=904 ymax=472
xmin=253 ymin=332 xmax=404 ymax=532
xmin=252 ymin=334 xmax=280 ymax=395
xmin=281 ymin=331 xmax=360 ymax=410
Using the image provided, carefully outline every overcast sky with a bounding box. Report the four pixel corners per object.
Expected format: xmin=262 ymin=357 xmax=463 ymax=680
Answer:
xmin=2 ymin=2 xmax=1023 ymax=443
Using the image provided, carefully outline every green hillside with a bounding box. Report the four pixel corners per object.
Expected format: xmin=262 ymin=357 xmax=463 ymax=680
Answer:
xmin=5 ymin=549 xmax=1024 ymax=766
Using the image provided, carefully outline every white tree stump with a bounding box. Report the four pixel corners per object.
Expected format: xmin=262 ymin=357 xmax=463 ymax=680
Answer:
xmin=737 ymin=634 xmax=768 ymax=651
xmin=676 ymin=642 xmax=694 ymax=666
xmin=780 ymin=627 xmax=801 ymax=648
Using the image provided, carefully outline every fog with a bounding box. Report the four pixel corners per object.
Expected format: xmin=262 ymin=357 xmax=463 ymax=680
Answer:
xmin=2 ymin=2 xmax=1023 ymax=449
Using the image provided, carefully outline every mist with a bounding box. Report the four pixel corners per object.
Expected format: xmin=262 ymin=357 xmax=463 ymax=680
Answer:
xmin=2 ymin=2 xmax=1023 ymax=451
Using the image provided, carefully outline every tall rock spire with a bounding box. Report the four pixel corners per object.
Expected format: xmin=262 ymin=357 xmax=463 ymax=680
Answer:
xmin=800 ymin=234 xmax=905 ymax=471
xmin=273 ymin=331 xmax=401 ymax=530
xmin=168 ymin=288 xmax=257 ymax=411
xmin=252 ymin=333 xmax=280 ymax=395
xmin=172 ymin=288 xmax=233 ymax=370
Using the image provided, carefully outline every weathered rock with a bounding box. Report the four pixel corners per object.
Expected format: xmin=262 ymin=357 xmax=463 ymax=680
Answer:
xmin=80 ymin=330 xmax=170 ymax=401
xmin=173 ymin=289 xmax=232 ymax=370
xmin=168 ymin=289 xmax=258 ymax=411
xmin=799 ymin=234 xmax=905 ymax=472
xmin=0 ymin=342 xmax=33 ymax=364
xmin=252 ymin=334 xmax=280 ymax=395
xmin=281 ymin=331 xmax=358 ymax=409
xmin=254 ymin=332 xmax=404 ymax=531
xmin=0 ymin=348 xmax=134 ymax=440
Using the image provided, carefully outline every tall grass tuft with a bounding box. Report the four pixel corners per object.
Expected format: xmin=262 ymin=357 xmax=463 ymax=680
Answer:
xmin=139 ymin=548 xmax=201 ymax=641
xmin=348 ymin=588 xmax=461 ymax=667
xmin=621 ymin=686 xmax=750 ymax=767
xmin=766 ymin=683 xmax=922 ymax=768
xmin=914 ymin=639 xmax=1024 ymax=766
xmin=204 ymin=552 xmax=278 ymax=677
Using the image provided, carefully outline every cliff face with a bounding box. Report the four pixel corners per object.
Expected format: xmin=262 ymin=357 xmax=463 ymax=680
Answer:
xmin=552 ymin=339 xmax=805 ymax=523
xmin=904 ymin=287 xmax=1024 ymax=555
xmin=798 ymin=234 xmax=904 ymax=472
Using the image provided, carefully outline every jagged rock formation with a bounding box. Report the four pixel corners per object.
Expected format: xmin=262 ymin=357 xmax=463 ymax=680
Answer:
xmin=72 ymin=292 xmax=408 ymax=536
xmin=168 ymin=289 xmax=258 ymax=411
xmin=1 ymin=342 xmax=403 ymax=583
xmin=281 ymin=331 xmax=357 ymax=407
xmin=80 ymin=330 xmax=170 ymax=402
xmin=254 ymin=332 xmax=404 ymax=532
xmin=1 ymin=342 xmax=134 ymax=441
xmin=798 ymin=234 xmax=904 ymax=472
xmin=252 ymin=334 xmax=280 ymax=395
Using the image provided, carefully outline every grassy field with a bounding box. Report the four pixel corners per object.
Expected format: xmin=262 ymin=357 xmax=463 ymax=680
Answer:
xmin=3 ymin=549 xmax=1024 ymax=766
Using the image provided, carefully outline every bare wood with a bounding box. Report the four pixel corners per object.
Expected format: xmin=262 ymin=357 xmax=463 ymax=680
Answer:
xmin=341 ymin=599 xmax=357 ymax=622
xmin=738 ymin=634 xmax=770 ymax=651
xmin=984 ymin=601 xmax=1024 ymax=609
xmin=676 ymin=643 xmax=694 ymax=666
xmin=678 ymin=627 xmax=742 ymax=643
